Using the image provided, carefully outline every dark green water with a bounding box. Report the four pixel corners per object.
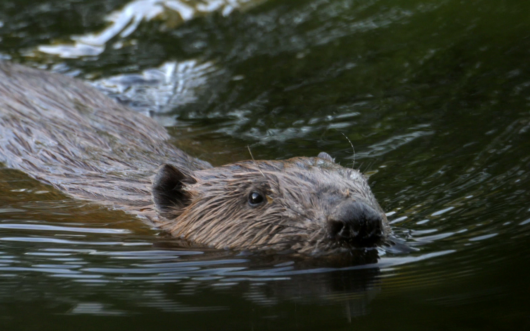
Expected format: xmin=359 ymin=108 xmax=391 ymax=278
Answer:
xmin=1 ymin=0 xmax=530 ymax=330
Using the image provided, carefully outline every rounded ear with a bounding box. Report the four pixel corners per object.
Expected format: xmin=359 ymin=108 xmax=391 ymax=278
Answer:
xmin=152 ymin=164 xmax=196 ymax=219
xmin=317 ymin=152 xmax=334 ymax=162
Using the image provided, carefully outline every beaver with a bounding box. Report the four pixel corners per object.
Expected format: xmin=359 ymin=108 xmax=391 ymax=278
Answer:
xmin=0 ymin=62 xmax=390 ymax=256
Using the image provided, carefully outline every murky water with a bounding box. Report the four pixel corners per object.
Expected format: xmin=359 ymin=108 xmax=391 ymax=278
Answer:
xmin=1 ymin=0 xmax=530 ymax=329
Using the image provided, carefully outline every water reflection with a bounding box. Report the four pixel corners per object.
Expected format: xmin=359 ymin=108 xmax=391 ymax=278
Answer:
xmin=0 ymin=215 xmax=382 ymax=315
xmin=0 ymin=174 xmax=422 ymax=318
xmin=37 ymin=0 xmax=265 ymax=58
xmin=1 ymin=0 xmax=530 ymax=328
xmin=92 ymin=60 xmax=226 ymax=128
xmin=0 ymin=191 xmax=458 ymax=318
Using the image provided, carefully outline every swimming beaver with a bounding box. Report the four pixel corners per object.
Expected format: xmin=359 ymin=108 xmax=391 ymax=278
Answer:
xmin=0 ymin=62 xmax=390 ymax=256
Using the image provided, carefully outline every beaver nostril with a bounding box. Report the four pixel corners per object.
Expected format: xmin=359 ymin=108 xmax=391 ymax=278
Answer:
xmin=328 ymin=220 xmax=346 ymax=239
xmin=327 ymin=200 xmax=384 ymax=246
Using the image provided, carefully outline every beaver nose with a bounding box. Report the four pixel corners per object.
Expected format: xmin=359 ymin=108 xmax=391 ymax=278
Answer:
xmin=327 ymin=200 xmax=383 ymax=246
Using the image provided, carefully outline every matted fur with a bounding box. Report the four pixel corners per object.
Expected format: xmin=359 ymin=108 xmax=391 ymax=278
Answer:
xmin=0 ymin=62 xmax=209 ymax=219
xmin=159 ymin=159 xmax=389 ymax=255
xmin=0 ymin=62 xmax=389 ymax=256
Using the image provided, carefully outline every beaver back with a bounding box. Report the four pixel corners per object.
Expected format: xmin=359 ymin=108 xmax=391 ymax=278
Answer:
xmin=0 ymin=62 xmax=210 ymax=216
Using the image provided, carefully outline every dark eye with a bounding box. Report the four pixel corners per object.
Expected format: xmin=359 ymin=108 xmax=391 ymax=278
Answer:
xmin=248 ymin=191 xmax=265 ymax=207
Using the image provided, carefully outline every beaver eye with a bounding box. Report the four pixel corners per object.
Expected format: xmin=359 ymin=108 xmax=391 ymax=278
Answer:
xmin=248 ymin=191 xmax=265 ymax=207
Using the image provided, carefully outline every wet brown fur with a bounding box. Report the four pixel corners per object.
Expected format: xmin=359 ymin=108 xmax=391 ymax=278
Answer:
xmin=0 ymin=62 xmax=389 ymax=256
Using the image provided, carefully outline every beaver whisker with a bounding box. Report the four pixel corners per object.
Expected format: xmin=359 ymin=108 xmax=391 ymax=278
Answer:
xmin=246 ymin=145 xmax=266 ymax=179
xmin=340 ymin=132 xmax=356 ymax=170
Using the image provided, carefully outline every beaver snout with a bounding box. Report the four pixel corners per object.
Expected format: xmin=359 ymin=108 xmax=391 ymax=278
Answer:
xmin=327 ymin=200 xmax=384 ymax=247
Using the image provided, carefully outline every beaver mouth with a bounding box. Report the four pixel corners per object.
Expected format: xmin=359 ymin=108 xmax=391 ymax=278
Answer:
xmin=327 ymin=220 xmax=384 ymax=247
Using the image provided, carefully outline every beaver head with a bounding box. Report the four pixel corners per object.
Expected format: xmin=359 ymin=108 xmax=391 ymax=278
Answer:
xmin=152 ymin=152 xmax=389 ymax=256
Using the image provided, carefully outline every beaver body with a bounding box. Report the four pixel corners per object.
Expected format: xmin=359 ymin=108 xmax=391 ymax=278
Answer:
xmin=0 ymin=62 xmax=389 ymax=256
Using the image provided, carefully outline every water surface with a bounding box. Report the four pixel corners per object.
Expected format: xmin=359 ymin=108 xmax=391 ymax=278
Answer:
xmin=0 ymin=0 xmax=529 ymax=329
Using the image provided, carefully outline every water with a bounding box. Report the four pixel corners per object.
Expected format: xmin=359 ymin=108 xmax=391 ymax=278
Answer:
xmin=1 ymin=0 xmax=530 ymax=329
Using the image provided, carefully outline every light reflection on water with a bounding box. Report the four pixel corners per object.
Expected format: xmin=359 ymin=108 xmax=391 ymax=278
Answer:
xmin=0 ymin=0 xmax=530 ymax=329
xmin=0 ymin=171 xmax=460 ymax=318
xmin=37 ymin=0 xmax=265 ymax=58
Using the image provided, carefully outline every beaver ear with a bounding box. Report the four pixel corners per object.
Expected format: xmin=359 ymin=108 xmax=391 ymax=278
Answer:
xmin=152 ymin=164 xmax=196 ymax=219
xmin=317 ymin=152 xmax=334 ymax=162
